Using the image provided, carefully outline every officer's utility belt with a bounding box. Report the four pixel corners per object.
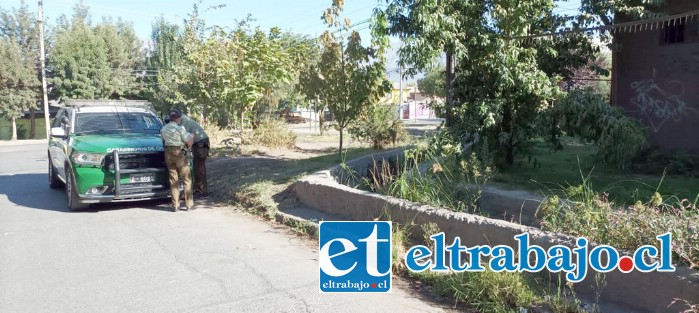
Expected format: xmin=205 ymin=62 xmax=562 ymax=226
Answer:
xmin=165 ymin=145 xmax=187 ymax=156
xmin=193 ymin=138 xmax=210 ymax=149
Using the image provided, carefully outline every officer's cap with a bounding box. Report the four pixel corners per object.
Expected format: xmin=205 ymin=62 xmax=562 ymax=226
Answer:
xmin=168 ymin=109 xmax=183 ymax=120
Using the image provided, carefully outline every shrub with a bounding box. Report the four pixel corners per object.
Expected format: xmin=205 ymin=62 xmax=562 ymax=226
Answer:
xmin=537 ymin=175 xmax=699 ymax=269
xmin=360 ymin=131 xmax=494 ymax=213
xmin=248 ymin=118 xmax=297 ymax=149
xmin=553 ymin=89 xmax=648 ymax=168
xmin=630 ymin=147 xmax=699 ymax=178
xmin=348 ymin=104 xmax=407 ymax=149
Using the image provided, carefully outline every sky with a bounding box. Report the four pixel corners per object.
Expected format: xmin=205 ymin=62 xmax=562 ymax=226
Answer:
xmin=0 ymin=0 xmax=582 ymax=82
xmin=9 ymin=0 xmax=382 ymax=41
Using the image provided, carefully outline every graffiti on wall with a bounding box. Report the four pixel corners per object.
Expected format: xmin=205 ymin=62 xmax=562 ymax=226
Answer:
xmin=629 ymin=77 xmax=688 ymax=133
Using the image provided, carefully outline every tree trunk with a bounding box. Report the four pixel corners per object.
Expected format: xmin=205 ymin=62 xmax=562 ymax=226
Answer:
xmin=502 ymin=104 xmax=514 ymax=165
xmin=240 ymin=109 xmax=245 ymax=130
xmin=339 ymin=126 xmax=344 ymax=156
xmin=319 ymin=114 xmax=325 ymax=135
xmin=29 ymin=108 xmax=36 ymax=139
xmin=11 ymin=118 xmax=18 ymax=141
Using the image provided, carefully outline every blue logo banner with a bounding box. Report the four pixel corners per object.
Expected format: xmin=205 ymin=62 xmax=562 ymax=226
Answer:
xmin=319 ymin=221 xmax=392 ymax=293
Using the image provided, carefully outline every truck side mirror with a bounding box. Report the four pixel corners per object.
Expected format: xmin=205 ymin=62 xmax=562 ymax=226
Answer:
xmin=61 ymin=116 xmax=69 ymax=126
xmin=50 ymin=127 xmax=66 ymax=138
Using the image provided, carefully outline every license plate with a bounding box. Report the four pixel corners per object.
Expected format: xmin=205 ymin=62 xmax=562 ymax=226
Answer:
xmin=130 ymin=173 xmax=155 ymax=183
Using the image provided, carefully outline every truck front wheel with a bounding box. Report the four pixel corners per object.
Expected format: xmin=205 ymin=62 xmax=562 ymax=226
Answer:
xmin=65 ymin=168 xmax=89 ymax=211
xmin=48 ymin=157 xmax=63 ymax=189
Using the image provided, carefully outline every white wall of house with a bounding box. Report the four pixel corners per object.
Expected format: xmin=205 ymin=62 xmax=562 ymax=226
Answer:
xmin=399 ymin=101 xmax=435 ymax=120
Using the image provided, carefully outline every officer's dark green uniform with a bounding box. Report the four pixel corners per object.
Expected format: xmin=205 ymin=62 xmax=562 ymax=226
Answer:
xmin=180 ymin=115 xmax=209 ymax=195
xmin=161 ymin=110 xmax=194 ymax=211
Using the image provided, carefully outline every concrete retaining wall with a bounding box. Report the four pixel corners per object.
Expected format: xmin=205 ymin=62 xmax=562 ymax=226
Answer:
xmin=294 ymin=154 xmax=699 ymax=312
xmin=327 ymin=148 xmax=544 ymax=226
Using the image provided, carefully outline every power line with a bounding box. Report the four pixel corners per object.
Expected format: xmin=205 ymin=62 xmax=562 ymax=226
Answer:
xmin=327 ymin=18 xmax=372 ymax=36
xmin=287 ymin=4 xmax=378 ymax=33
xmin=267 ymin=3 xmax=378 ymax=35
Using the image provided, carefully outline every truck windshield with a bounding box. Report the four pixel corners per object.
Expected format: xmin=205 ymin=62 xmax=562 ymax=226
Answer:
xmin=75 ymin=112 xmax=162 ymax=135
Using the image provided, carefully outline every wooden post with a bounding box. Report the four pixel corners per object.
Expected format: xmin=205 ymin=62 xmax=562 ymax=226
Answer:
xmin=38 ymin=0 xmax=50 ymax=139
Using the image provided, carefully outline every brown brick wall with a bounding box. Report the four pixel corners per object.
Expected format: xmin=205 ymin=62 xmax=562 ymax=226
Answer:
xmin=613 ymin=2 xmax=699 ymax=153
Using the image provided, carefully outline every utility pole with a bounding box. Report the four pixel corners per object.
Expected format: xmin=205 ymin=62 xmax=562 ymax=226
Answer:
xmin=398 ymin=41 xmax=404 ymax=120
xmin=38 ymin=0 xmax=50 ymax=139
xmin=445 ymin=48 xmax=455 ymax=127
xmin=399 ymin=63 xmax=403 ymax=118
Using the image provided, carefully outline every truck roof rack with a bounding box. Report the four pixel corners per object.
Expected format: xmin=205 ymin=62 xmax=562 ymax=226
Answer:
xmin=62 ymin=100 xmax=152 ymax=107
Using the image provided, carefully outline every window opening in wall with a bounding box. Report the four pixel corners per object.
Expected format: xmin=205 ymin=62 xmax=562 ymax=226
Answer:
xmin=662 ymin=22 xmax=685 ymax=45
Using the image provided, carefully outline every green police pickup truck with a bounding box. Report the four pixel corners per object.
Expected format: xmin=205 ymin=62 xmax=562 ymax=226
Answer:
xmin=48 ymin=100 xmax=173 ymax=210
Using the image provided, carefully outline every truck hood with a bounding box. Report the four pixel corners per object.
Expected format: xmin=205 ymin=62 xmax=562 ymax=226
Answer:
xmin=71 ymin=134 xmax=164 ymax=154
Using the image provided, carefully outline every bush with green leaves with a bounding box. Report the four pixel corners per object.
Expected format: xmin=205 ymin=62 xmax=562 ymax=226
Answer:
xmin=348 ymin=104 xmax=407 ymax=149
xmin=551 ymin=89 xmax=648 ymax=168
xmin=630 ymin=147 xmax=699 ymax=178
xmin=248 ymin=118 xmax=296 ymax=149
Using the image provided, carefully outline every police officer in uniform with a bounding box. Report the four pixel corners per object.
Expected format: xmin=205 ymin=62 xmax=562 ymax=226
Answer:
xmin=161 ymin=109 xmax=194 ymax=212
xmin=179 ymin=114 xmax=210 ymax=196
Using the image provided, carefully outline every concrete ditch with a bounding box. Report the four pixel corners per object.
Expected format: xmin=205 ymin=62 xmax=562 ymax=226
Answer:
xmin=292 ymin=149 xmax=699 ymax=313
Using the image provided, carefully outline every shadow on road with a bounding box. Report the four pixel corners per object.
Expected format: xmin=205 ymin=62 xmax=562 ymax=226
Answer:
xmin=0 ymin=173 xmax=172 ymax=213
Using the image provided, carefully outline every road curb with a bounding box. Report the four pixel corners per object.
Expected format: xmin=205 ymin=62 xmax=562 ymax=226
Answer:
xmin=274 ymin=211 xmax=319 ymax=237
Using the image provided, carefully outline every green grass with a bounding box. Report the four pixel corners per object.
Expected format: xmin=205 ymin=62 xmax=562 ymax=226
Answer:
xmin=392 ymin=223 xmax=593 ymax=313
xmin=494 ymin=137 xmax=699 ymax=206
xmin=0 ymin=117 xmax=47 ymax=140
xmin=208 ymin=147 xmax=378 ymax=215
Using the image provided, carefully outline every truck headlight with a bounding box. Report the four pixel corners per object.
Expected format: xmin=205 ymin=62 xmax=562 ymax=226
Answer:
xmin=72 ymin=153 xmax=105 ymax=166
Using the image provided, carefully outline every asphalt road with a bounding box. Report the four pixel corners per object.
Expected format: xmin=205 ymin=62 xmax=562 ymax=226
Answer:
xmin=0 ymin=142 xmax=450 ymax=313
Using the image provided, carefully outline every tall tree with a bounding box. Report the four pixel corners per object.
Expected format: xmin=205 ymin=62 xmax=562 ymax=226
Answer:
xmin=417 ymin=65 xmax=445 ymax=113
xmin=0 ymin=38 xmax=38 ymax=140
xmin=94 ymin=18 xmax=144 ymax=99
xmin=313 ymin=0 xmax=391 ymax=153
xmin=376 ymin=0 xmax=609 ymax=166
xmin=174 ymin=2 xmax=212 ymax=122
xmin=179 ymin=26 xmax=232 ymax=125
xmin=0 ymin=0 xmax=40 ymax=138
xmin=143 ymin=17 xmax=185 ymax=114
xmin=373 ymin=0 xmax=464 ymax=126
xmin=256 ymin=32 xmax=318 ymax=125
xmin=452 ymin=0 xmax=563 ymax=166
xmin=49 ymin=3 xmax=143 ymax=100
xmin=296 ymin=36 xmax=328 ymax=133
xmin=229 ymin=26 xmax=291 ymax=129
xmin=174 ymin=9 xmax=293 ymax=129
xmin=298 ymin=60 xmax=328 ymax=133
